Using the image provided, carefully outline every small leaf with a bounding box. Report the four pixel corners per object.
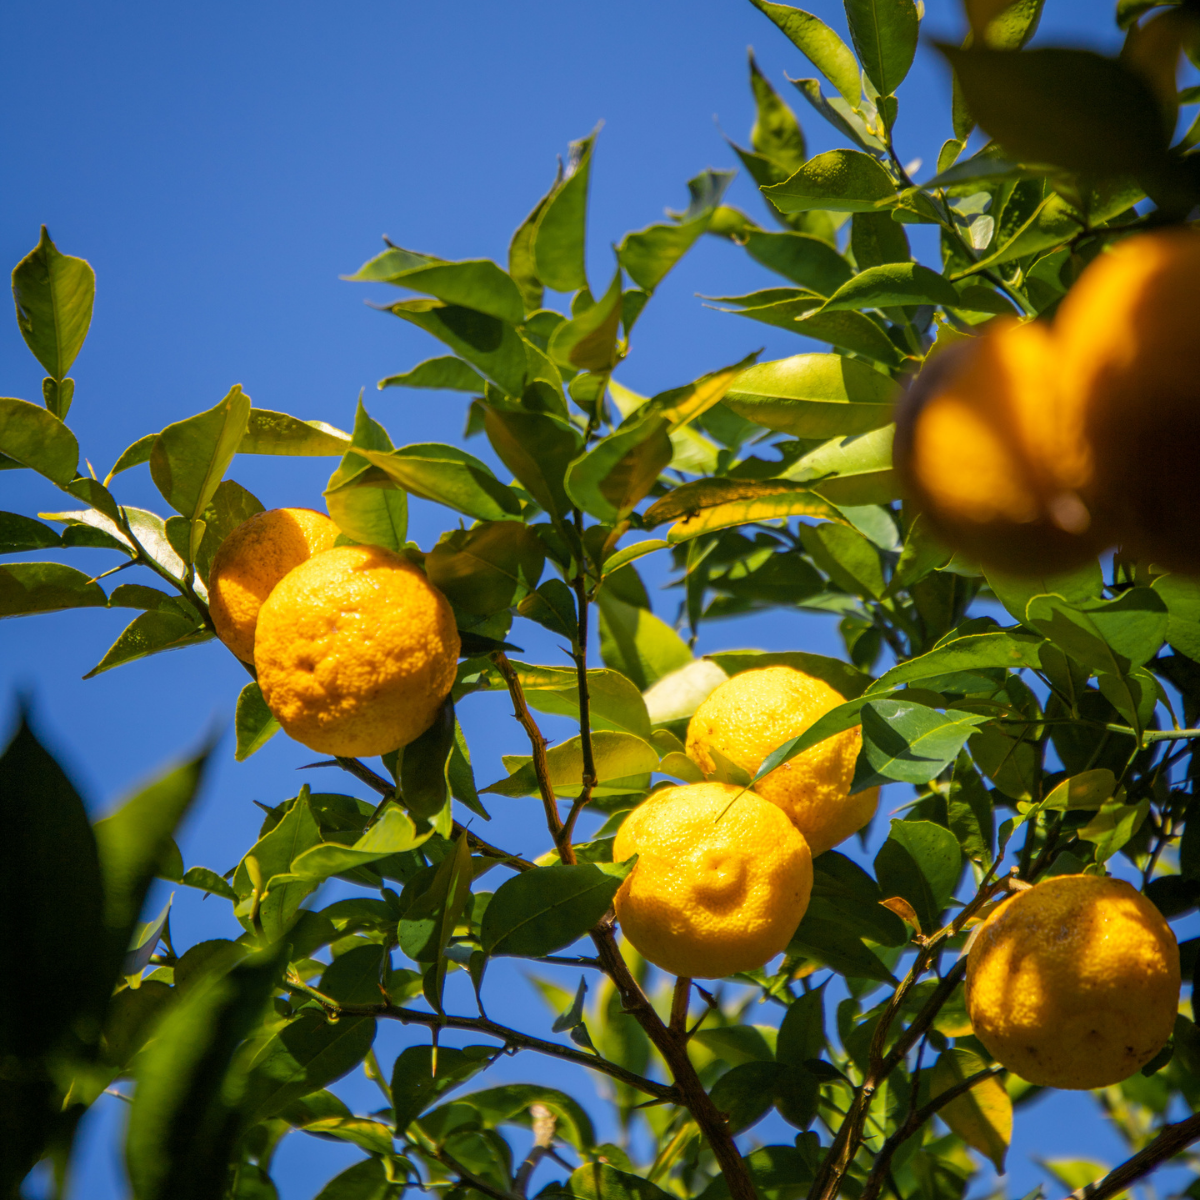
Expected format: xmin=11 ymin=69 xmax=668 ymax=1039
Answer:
xmin=845 ymin=0 xmax=920 ymax=98
xmin=84 ymin=610 xmax=211 ymax=678
xmin=380 ymin=355 xmax=486 ymax=392
xmin=481 ymin=860 xmax=635 ymax=958
xmin=931 ymin=1047 xmax=1011 ymax=1172
xmin=874 ymin=819 xmax=963 ymax=930
xmin=762 ymin=150 xmax=898 ymax=214
xmin=509 ymin=165 xmax=562 ymax=312
xmin=390 ymin=1044 xmax=495 ymax=1131
xmin=235 ymin=682 xmax=280 ymax=761
xmin=289 ymin=805 xmax=428 ymax=882
xmin=746 ymin=0 xmax=861 ymax=106
xmin=0 ymin=396 xmax=79 ymax=484
xmin=549 ymin=267 xmax=624 ymax=371
xmin=193 ymin=479 xmax=265 ymax=583
xmin=11 ymin=226 xmax=95 ymax=380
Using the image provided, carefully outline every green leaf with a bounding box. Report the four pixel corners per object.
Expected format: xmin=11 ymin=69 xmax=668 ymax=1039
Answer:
xmin=385 ymin=299 xmax=528 ymax=397
xmin=709 ymin=1061 xmax=788 ymax=1134
xmin=789 ymin=914 xmax=897 ymax=982
xmin=534 ymin=131 xmax=596 ymax=294
xmin=0 ymin=562 xmax=106 ymax=618
xmin=799 ymin=522 xmax=885 ymax=599
xmin=462 ymin=1084 xmax=596 ymax=1150
xmin=596 ymin=591 xmax=693 ymax=692
xmin=319 ymin=945 xmax=389 ymax=1009
xmin=875 ymin=818 xmax=963 ymax=930
xmin=549 ymin=267 xmax=624 ymax=371
xmin=790 ymin=310 xmax=905 ymax=367
xmin=481 ymin=860 xmax=635 ymax=957
xmin=870 ymin=629 xmax=1043 ymax=691
xmin=510 ymin=166 xmax=563 ymax=313
xmin=808 ymin=850 xmax=908 ymax=946
xmin=746 ymin=0 xmax=861 ymax=106
xmin=846 ymin=0 xmax=919 ymax=97
xmin=289 ymin=805 xmax=427 ymax=882
xmin=427 ymin=521 xmax=544 ymax=615
xmin=347 ymin=249 xmax=524 ymax=324
xmin=948 ymin=753 xmax=995 ymax=865
xmin=0 ymin=718 xmax=107 ymax=1074
xmin=647 ymin=479 xmax=842 ymax=544
xmin=722 ymin=353 xmax=894 ymax=439
xmin=762 ymin=150 xmax=898 ymax=213
xmin=1043 ymin=768 xmax=1116 ymax=812
xmin=939 ymin=46 xmax=1170 ymax=181
xmin=235 ymin=682 xmax=280 ymax=761
xmin=850 ymin=211 xmax=911 ymax=271
xmin=391 ymin=1044 xmax=496 ymax=1131
xmin=740 ymin=231 xmax=854 ymax=296
xmin=749 ymin=50 xmax=806 ymax=171
xmin=932 ymin=1048 xmax=1011 ymax=1171
xmin=983 ymin=560 xmax=1103 ymax=623
xmin=150 ymin=385 xmax=252 ymax=565
xmin=776 ymin=985 xmax=827 ymax=1065
xmin=781 ymin=424 xmax=899 ymax=506
xmin=0 ymin=396 xmax=79 ymax=484
xmin=484 ymin=730 xmax=658 ymax=799
xmin=482 ymin=406 xmax=579 ymax=523
xmin=519 ymin=665 xmax=652 ymax=739
xmin=858 ymin=699 xmax=986 ymax=786
xmin=124 ymin=948 xmax=283 ymax=1200
xmin=181 ymin=867 xmax=238 ymax=902
xmin=238 ymin=408 xmax=350 ymax=456
xmin=398 ymin=699 xmax=457 ymax=821
xmin=85 ymin=610 xmax=212 ymax=678
xmin=379 ymin=355 xmax=485 ymax=392
xmin=517 ymin=578 xmax=580 ymax=646
xmin=123 ymin=507 xmax=187 ymax=584
xmin=1025 ymin=588 xmax=1168 ymax=677
xmin=1152 ymin=574 xmax=1200 ymax=662
xmin=11 ymin=226 xmax=95 ymax=380
xmin=362 ymin=444 xmax=522 ymax=522
xmin=192 ymin=479 xmax=265 ymax=583
xmin=820 ymin=262 xmax=959 ymax=312
xmin=323 ymin=399 xmax=407 ymax=551
xmin=0 ymin=511 xmax=60 ymax=553
xmin=242 ymin=1011 xmax=376 ymax=1124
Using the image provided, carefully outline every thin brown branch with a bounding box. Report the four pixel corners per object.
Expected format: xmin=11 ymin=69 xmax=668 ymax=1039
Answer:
xmin=1067 ymin=1111 xmax=1200 ymax=1200
xmin=283 ymin=973 xmax=674 ymax=1101
xmin=514 ymin=1104 xmax=557 ymax=1197
xmin=559 ymin=516 xmax=597 ymax=861
xmin=859 ymin=1067 xmax=1005 ymax=1200
xmin=491 ymin=651 xmax=563 ymax=842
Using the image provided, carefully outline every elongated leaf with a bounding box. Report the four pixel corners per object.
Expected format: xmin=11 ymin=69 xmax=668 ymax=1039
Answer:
xmin=235 ymin=682 xmax=280 ymax=761
xmin=391 ymin=1044 xmax=496 ymax=1132
xmin=0 ymin=511 xmax=60 ymax=554
xmin=463 ymin=1083 xmax=597 ymax=1151
xmin=653 ymin=480 xmax=841 ymax=543
xmin=870 ymin=630 xmax=1043 ymax=692
xmin=12 ymin=226 xmax=95 ymax=380
xmin=484 ymin=730 xmax=658 ymax=799
xmin=323 ymin=399 xmax=407 ymax=551
xmin=347 ymin=249 xmax=524 ymax=323
xmin=762 ymin=150 xmax=898 ymax=213
xmin=750 ymin=51 xmax=806 ymax=171
xmin=535 ymin=131 xmax=596 ymax=294
xmin=238 ymin=409 xmax=350 ymax=456
xmin=150 ymin=386 xmax=252 ymax=564
xmin=426 ymin=521 xmax=544 ymax=615
xmin=789 ymin=915 xmax=897 ymax=983
xmin=723 ymin=353 xmax=895 ymax=438
xmin=875 ymin=818 xmax=963 ymax=931
xmin=791 ymin=310 xmax=905 ymax=367
xmin=746 ymin=0 xmax=860 ymax=105
xmin=289 ymin=805 xmax=427 ymax=881
xmin=362 ymin=444 xmax=522 ymax=522
xmin=820 ymin=262 xmax=959 ymax=312
xmin=549 ymin=267 xmax=624 ymax=371
xmin=482 ymin=405 xmax=579 ymax=520
xmin=0 ymin=397 xmax=79 ymax=484
xmin=523 ymin=666 xmax=652 ymax=739
xmin=0 ymin=562 xmax=106 ymax=618
xmin=597 ymin=591 xmax=693 ymax=692
xmin=931 ymin=1048 xmax=1011 ymax=1171
xmin=482 ymin=861 xmax=634 ymax=957
xmin=1025 ymin=589 xmax=1167 ymax=677
xmin=193 ymin=479 xmax=264 ymax=582
xmin=846 ymin=0 xmax=920 ymax=98
xmin=858 ymin=700 xmax=986 ymax=785
xmin=510 ymin=165 xmax=563 ymax=312
xmin=740 ymin=231 xmax=854 ymax=295
xmin=380 ymin=356 xmax=485 ymax=392
xmin=85 ymin=610 xmax=212 ymax=677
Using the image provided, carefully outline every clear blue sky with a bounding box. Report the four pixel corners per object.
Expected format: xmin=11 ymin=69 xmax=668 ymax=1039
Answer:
xmin=0 ymin=3 xmax=1155 ymax=1198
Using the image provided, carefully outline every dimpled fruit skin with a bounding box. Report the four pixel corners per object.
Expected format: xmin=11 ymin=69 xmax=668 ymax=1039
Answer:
xmin=613 ymin=782 xmax=812 ymax=979
xmin=254 ymin=544 xmax=460 ymax=758
xmin=894 ymin=318 xmax=1106 ymax=573
xmin=966 ymin=875 xmax=1179 ymax=1090
xmin=208 ymin=507 xmax=339 ymax=662
xmin=1056 ymin=229 xmax=1200 ymax=572
xmin=686 ymin=666 xmax=877 ymax=857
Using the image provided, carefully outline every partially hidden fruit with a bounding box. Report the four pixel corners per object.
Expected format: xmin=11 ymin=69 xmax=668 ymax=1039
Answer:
xmin=965 ymin=874 xmax=1179 ymax=1090
xmin=254 ymin=544 xmax=460 ymax=757
xmin=1056 ymin=228 xmax=1200 ymax=572
xmin=613 ymin=781 xmax=813 ymax=979
xmin=208 ymin=507 xmax=339 ymax=662
xmin=685 ymin=666 xmax=878 ymax=857
xmin=894 ymin=319 xmax=1107 ymax=573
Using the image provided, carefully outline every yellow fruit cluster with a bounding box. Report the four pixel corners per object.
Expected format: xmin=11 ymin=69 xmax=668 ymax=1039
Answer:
xmin=614 ymin=665 xmax=877 ymax=979
xmin=208 ymin=509 xmax=459 ymax=757
xmin=896 ymin=229 xmax=1200 ymax=573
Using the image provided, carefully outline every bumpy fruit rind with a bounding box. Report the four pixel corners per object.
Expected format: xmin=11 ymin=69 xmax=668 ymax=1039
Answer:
xmin=965 ymin=874 xmax=1179 ymax=1090
xmin=254 ymin=543 xmax=460 ymax=757
xmin=613 ymin=781 xmax=813 ymax=979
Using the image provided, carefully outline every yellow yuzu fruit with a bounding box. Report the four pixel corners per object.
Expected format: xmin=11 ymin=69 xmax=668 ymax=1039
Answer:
xmin=207 ymin=507 xmax=339 ymax=662
xmin=894 ymin=319 xmax=1108 ymax=572
xmin=254 ymin=544 xmax=460 ymax=757
xmin=685 ymin=666 xmax=877 ymax=857
xmin=965 ymin=875 xmax=1179 ymax=1090
xmin=613 ymin=781 xmax=813 ymax=979
xmin=1056 ymin=228 xmax=1200 ymax=572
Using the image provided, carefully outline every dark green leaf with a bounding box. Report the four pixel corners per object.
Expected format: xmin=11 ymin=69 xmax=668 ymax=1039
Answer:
xmin=858 ymin=700 xmax=986 ymax=785
xmin=534 ymin=131 xmax=597 ymax=294
xmin=749 ymin=50 xmax=806 ymax=170
xmin=362 ymin=443 xmax=522 ymax=522
xmin=820 ymin=262 xmax=959 ymax=311
xmin=181 ymin=867 xmax=238 ymax=902
xmin=789 ymin=914 xmax=897 ymax=982
xmin=398 ymin=698 xmax=457 ymax=820
xmin=0 ymin=511 xmax=60 ymax=553
xmin=740 ymin=230 xmax=854 ymax=295
xmin=776 ymin=984 xmax=827 ymax=1065
xmin=870 ymin=629 xmax=1043 ymax=692
xmin=1025 ymin=588 xmax=1168 ymax=676
xmin=552 ymin=1163 xmax=672 ymax=1200
xmin=242 ymin=1011 xmax=376 ymax=1124
xmin=746 ymin=0 xmax=861 ymax=105
xmin=791 ymin=309 xmax=905 ymax=367
xmin=875 ymin=818 xmax=963 ymax=931
xmin=0 ymin=396 xmax=79 ymax=484
xmin=710 ymin=1061 xmax=785 ymax=1133
xmin=427 ymin=521 xmax=544 ymax=615
xmin=799 ymin=522 xmax=885 ymax=598
xmin=482 ymin=405 xmax=580 ymax=521
xmin=0 ymin=561 xmax=106 ymax=618
xmin=983 ymin=560 xmax=1103 ymax=623
xmin=947 ymin=753 xmax=995 ymax=865
xmin=850 ymin=211 xmax=911 ymax=270
xmin=463 ymin=1083 xmax=596 ymax=1150
xmin=517 ymin=578 xmax=579 ymax=646
xmin=11 ymin=226 xmax=95 ymax=380
xmin=289 ymin=805 xmax=426 ymax=883
xmin=379 ymin=355 xmax=485 ymax=392
xmin=236 ymin=682 xmax=280 ymax=761
xmin=313 ymin=1157 xmax=397 ymax=1200
xmin=481 ymin=861 xmax=634 ymax=958
xmin=846 ymin=0 xmax=919 ymax=97
xmin=762 ymin=150 xmax=898 ymax=213
xmin=84 ymin=610 xmax=212 ymax=678
xmin=391 ymin=1044 xmax=496 ymax=1131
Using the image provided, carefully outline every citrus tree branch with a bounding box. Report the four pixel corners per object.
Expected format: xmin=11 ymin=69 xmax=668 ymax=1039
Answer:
xmin=1068 ymin=1111 xmax=1200 ymax=1200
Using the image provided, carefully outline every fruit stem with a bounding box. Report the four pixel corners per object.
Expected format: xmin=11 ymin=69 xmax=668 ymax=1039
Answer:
xmin=670 ymin=977 xmax=692 ymax=1034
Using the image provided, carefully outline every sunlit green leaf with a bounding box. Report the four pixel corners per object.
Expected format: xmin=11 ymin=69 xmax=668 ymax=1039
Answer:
xmin=534 ymin=131 xmax=597 ymax=294
xmin=746 ymin=0 xmax=860 ymax=106
xmin=846 ymin=0 xmax=919 ymax=98
xmin=379 ymin=355 xmax=485 ymax=392
xmin=11 ymin=226 xmax=95 ymax=381
xmin=0 ymin=397 xmax=79 ymax=484
xmin=85 ymin=610 xmax=212 ymax=678
xmin=931 ymin=1047 xmax=1011 ymax=1172
xmin=597 ymin=591 xmax=693 ymax=692
xmin=762 ymin=150 xmax=898 ymax=214
xmin=362 ymin=444 xmax=522 ymax=523
xmin=483 ymin=730 xmax=658 ymax=799
xmin=820 ymin=262 xmax=959 ymax=312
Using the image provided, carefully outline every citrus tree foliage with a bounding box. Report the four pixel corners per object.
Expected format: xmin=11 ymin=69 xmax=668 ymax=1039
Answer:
xmin=7 ymin=2 xmax=1200 ymax=1199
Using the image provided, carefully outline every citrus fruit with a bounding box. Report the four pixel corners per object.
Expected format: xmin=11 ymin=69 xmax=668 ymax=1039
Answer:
xmin=612 ymin=781 xmax=812 ymax=979
xmin=207 ymin=507 xmax=339 ymax=662
xmin=965 ymin=874 xmax=1179 ymax=1090
xmin=254 ymin=544 xmax=460 ymax=757
xmin=1055 ymin=228 xmax=1200 ymax=572
xmin=893 ymin=319 xmax=1108 ymax=572
xmin=685 ymin=665 xmax=877 ymax=857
